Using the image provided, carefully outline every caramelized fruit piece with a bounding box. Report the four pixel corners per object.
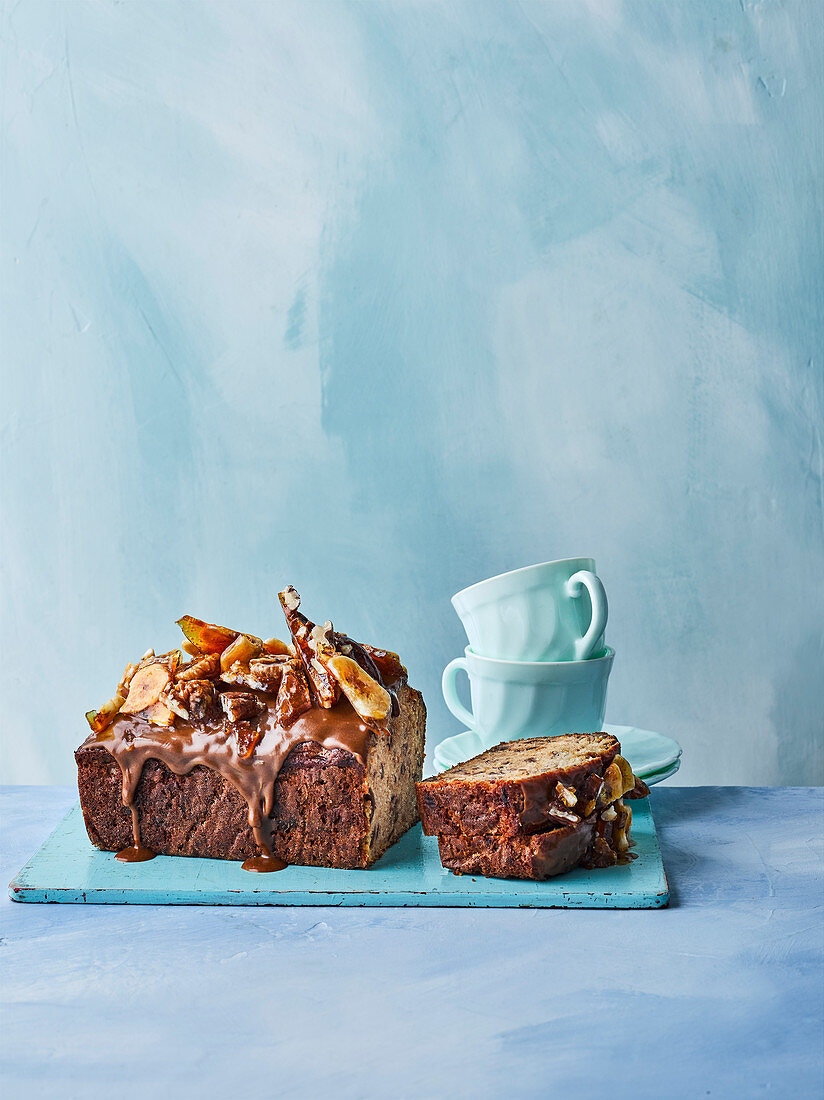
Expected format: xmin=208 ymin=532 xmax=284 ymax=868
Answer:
xmin=182 ymin=642 xmax=202 ymax=657
xmin=141 ymin=700 xmax=176 ymax=726
xmin=263 ymin=636 xmax=292 ymax=656
xmin=360 ymin=644 xmax=407 ymax=683
xmin=177 ymin=652 xmax=220 ymax=682
xmin=85 ymin=692 xmax=127 ymax=734
xmin=278 ymin=588 xmax=340 ymax=708
xmin=327 ymin=654 xmax=390 ymax=724
xmin=176 ymin=615 xmax=239 ymax=655
xmin=235 ymin=725 xmax=263 ymax=760
xmin=120 ymin=663 xmax=171 ymax=714
xmin=220 ymin=634 xmax=261 ymax=673
xmin=274 ymin=661 xmax=313 ymax=727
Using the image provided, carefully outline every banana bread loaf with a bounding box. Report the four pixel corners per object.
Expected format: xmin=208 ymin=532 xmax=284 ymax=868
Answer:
xmin=77 ymin=588 xmax=426 ymax=871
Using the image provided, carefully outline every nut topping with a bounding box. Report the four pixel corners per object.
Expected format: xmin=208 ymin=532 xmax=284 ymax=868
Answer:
xmin=247 ymin=656 xmax=289 ymax=692
xmin=274 ymin=661 xmax=313 ymax=727
xmin=88 ymin=584 xmax=408 ymax=759
xmin=220 ymin=691 xmax=264 ymax=724
xmin=162 ymin=679 xmax=217 ymax=721
xmin=556 ymin=782 xmax=578 ymax=808
xmin=176 ymin=653 xmax=220 ymax=682
xmin=281 ymin=586 xmax=300 ymax=612
xmin=327 ymin=654 xmax=391 ymax=724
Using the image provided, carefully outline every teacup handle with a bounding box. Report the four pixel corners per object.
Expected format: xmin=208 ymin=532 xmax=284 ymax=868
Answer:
xmin=566 ymin=570 xmax=608 ymax=660
xmin=442 ymin=657 xmax=476 ymax=731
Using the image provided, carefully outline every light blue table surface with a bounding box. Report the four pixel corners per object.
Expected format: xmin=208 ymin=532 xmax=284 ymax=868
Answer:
xmin=2 ymin=786 xmax=822 ymax=1099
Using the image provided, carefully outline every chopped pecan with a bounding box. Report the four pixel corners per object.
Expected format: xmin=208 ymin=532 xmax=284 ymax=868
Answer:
xmin=556 ymin=781 xmax=578 ymax=808
xmin=162 ymin=679 xmax=217 ymax=721
xmin=177 ymin=652 xmax=220 ymax=682
xmin=220 ymin=691 xmax=264 ymax=724
xmin=248 ymin=656 xmax=289 ymax=692
xmin=274 ymin=661 xmax=313 ymax=728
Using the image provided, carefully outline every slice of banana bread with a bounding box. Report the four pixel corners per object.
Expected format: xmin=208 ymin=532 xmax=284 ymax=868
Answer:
xmin=417 ymin=733 xmax=639 ymax=838
xmin=417 ymin=733 xmax=649 ymax=881
xmin=437 ymin=799 xmax=633 ymax=880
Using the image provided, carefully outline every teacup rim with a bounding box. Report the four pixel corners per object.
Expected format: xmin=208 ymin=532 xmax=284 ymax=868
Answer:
xmin=452 ymin=557 xmax=597 ymax=605
xmin=463 ymin=644 xmax=614 ymax=670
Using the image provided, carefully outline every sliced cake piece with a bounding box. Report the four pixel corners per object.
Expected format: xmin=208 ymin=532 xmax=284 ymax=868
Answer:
xmin=437 ymin=799 xmax=634 ymax=881
xmin=417 ymin=733 xmax=646 ymax=839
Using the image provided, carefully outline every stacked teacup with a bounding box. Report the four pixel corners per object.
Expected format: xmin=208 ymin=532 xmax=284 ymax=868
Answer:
xmin=442 ymin=558 xmax=613 ymax=750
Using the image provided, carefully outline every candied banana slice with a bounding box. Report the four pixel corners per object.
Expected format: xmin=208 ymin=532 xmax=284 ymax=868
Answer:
xmin=327 ymin=654 xmax=391 ymax=723
xmin=120 ymin=663 xmax=171 ymax=714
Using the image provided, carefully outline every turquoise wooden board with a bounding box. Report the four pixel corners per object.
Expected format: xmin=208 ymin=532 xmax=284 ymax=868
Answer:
xmin=9 ymin=800 xmax=668 ymax=908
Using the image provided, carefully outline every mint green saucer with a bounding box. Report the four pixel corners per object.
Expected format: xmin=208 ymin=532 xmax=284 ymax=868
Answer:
xmin=432 ymin=723 xmax=682 ymax=782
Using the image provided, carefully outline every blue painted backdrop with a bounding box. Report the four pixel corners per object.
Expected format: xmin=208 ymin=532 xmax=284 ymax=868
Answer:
xmin=2 ymin=1 xmax=822 ymax=785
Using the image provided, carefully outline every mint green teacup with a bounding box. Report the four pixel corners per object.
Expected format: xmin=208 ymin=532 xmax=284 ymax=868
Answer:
xmin=451 ymin=557 xmax=607 ymax=662
xmin=441 ymin=646 xmax=614 ymax=748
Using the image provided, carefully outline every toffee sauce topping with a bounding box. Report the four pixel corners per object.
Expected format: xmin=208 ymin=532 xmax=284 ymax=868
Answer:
xmin=87 ymin=692 xmax=379 ymax=872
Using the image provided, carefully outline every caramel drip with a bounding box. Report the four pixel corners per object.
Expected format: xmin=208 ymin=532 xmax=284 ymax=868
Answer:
xmin=85 ymin=693 xmax=378 ymax=872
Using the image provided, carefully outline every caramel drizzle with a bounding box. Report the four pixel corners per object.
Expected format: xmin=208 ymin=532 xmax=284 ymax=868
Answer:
xmin=87 ymin=694 xmax=378 ymax=872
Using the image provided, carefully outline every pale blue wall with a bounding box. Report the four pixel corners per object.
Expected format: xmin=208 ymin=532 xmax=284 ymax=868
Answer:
xmin=2 ymin=1 xmax=822 ymax=785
